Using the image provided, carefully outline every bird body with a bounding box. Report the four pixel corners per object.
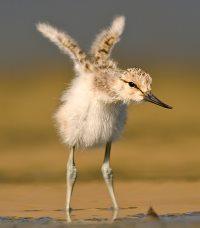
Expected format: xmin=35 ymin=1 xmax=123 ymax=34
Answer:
xmin=37 ymin=16 xmax=172 ymax=221
xmin=55 ymin=70 xmax=127 ymax=149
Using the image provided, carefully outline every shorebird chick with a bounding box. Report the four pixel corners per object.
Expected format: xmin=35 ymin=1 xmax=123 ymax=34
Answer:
xmin=37 ymin=16 xmax=172 ymax=215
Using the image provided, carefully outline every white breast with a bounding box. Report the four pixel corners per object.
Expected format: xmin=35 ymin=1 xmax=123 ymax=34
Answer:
xmin=55 ymin=74 xmax=127 ymax=148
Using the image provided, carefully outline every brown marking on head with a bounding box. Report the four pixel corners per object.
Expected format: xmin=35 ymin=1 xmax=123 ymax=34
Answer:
xmin=121 ymin=68 xmax=152 ymax=93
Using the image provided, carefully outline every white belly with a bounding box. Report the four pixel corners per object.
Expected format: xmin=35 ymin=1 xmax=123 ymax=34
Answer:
xmin=55 ymin=99 xmax=127 ymax=148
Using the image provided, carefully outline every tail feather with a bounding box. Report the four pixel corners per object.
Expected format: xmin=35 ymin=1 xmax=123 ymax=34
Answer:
xmin=90 ymin=16 xmax=125 ymax=62
xmin=37 ymin=23 xmax=87 ymax=64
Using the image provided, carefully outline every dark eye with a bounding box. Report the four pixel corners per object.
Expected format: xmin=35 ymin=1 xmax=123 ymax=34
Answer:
xmin=128 ymin=82 xmax=137 ymax=88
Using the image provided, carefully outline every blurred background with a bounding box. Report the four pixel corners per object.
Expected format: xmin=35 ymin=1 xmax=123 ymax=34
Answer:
xmin=0 ymin=0 xmax=200 ymax=183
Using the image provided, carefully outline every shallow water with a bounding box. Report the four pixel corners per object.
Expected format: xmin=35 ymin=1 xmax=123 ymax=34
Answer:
xmin=1 ymin=212 xmax=200 ymax=227
xmin=0 ymin=181 xmax=200 ymax=226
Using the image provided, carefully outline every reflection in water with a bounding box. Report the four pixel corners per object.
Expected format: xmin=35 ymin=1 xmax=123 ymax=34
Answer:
xmin=65 ymin=207 xmax=139 ymax=223
xmin=112 ymin=209 xmax=118 ymax=221
xmin=66 ymin=208 xmax=119 ymax=223
xmin=66 ymin=209 xmax=71 ymax=223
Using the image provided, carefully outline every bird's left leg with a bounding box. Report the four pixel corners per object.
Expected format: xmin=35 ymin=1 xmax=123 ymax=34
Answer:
xmin=66 ymin=146 xmax=77 ymax=222
xmin=101 ymin=142 xmax=119 ymax=210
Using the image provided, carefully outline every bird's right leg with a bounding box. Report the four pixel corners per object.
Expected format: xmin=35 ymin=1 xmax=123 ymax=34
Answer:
xmin=66 ymin=146 xmax=77 ymax=217
xmin=101 ymin=142 xmax=119 ymax=210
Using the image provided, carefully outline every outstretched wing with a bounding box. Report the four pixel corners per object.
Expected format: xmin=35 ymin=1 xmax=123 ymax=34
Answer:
xmin=90 ymin=16 xmax=125 ymax=65
xmin=37 ymin=23 xmax=87 ymax=66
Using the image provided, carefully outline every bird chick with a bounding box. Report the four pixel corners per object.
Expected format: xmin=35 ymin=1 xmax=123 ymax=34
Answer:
xmin=37 ymin=16 xmax=172 ymax=220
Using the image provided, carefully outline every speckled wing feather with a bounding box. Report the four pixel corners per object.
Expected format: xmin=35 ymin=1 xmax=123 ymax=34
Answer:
xmin=37 ymin=23 xmax=87 ymax=65
xmin=90 ymin=16 xmax=125 ymax=68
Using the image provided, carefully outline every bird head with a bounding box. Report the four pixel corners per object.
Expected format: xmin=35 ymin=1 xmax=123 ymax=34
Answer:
xmin=113 ymin=68 xmax=172 ymax=109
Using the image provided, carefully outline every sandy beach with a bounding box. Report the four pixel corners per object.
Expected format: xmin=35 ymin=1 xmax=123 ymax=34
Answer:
xmin=0 ymin=181 xmax=200 ymax=227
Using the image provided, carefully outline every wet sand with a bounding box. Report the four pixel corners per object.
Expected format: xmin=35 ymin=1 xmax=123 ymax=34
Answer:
xmin=0 ymin=181 xmax=200 ymax=226
xmin=1 ymin=212 xmax=200 ymax=227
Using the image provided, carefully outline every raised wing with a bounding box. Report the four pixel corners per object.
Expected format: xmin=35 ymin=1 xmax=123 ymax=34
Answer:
xmin=90 ymin=16 xmax=125 ymax=66
xmin=37 ymin=23 xmax=87 ymax=65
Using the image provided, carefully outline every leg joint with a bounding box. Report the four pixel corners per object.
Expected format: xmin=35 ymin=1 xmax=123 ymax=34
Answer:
xmin=67 ymin=164 xmax=77 ymax=182
xmin=101 ymin=164 xmax=113 ymax=181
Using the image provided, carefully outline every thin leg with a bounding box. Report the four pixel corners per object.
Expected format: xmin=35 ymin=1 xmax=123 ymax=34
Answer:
xmin=66 ymin=146 xmax=77 ymax=221
xmin=111 ymin=208 xmax=118 ymax=221
xmin=101 ymin=142 xmax=119 ymax=210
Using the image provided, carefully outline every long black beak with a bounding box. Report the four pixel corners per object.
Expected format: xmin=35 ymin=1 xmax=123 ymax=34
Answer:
xmin=144 ymin=92 xmax=172 ymax=109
